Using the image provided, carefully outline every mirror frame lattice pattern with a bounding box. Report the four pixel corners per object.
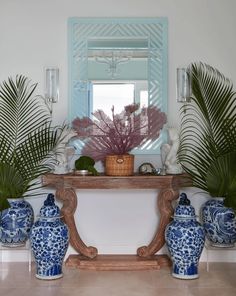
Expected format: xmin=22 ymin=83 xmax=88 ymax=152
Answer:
xmin=68 ymin=17 xmax=168 ymax=154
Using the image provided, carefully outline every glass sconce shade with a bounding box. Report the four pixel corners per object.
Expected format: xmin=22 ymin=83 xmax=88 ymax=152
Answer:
xmin=176 ymin=67 xmax=191 ymax=103
xmin=45 ymin=68 xmax=59 ymax=103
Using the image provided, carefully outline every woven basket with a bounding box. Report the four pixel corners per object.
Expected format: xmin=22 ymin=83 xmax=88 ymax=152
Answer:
xmin=105 ymin=154 xmax=134 ymax=176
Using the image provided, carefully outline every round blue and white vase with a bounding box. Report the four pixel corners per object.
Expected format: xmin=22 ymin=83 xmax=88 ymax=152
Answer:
xmin=0 ymin=198 xmax=34 ymax=247
xmin=30 ymin=193 xmax=69 ymax=280
xmin=165 ymin=193 xmax=205 ymax=279
xmin=201 ymin=198 xmax=236 ymax=248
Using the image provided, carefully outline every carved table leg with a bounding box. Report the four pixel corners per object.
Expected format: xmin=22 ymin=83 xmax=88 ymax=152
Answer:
xmin=56 ymin=187 xmax=98 ymax=259
xmin=137 ymin=188 xmax=179 ymax=257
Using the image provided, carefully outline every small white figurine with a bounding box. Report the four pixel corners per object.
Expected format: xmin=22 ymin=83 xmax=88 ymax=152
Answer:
xmin=54 ymin=128 xmax=77 ymax=174
xmin=161 ymin=127 xmax=183 ymax=175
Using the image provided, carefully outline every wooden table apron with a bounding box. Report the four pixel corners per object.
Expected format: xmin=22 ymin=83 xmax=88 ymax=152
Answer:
xmin=42 ymin=174 xmax=187 ymax=271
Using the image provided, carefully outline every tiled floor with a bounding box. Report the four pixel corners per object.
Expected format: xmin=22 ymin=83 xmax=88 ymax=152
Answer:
xmin=0 ymin=262 xmax=235 ymax=296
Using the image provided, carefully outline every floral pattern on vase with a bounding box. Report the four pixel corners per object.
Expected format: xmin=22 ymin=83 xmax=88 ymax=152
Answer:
xmin=0 ymin=198 xmax=34 ymax=247
xmin=30 ymin=193 xmax=69 ymax=280
xmin=201 ymin=198 xmax=236 ymax=247
xmin=165 ymin=193 xmax=205 ymax=279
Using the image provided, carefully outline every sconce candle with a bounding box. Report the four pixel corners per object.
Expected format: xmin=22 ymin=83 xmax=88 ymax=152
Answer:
xmin=45 ymin=68 xmax=59 ymax=103
xmin=176 ymin=67 xmax=191 ymax=103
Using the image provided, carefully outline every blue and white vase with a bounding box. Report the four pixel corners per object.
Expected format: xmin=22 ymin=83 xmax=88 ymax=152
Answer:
xmin=0 ymin=198 xmax=34 ymax=247
xmin=165 ymin=193 xmax=205 ymax=279
xmin=201 ymin=198 xmax=236 ymax=247
xmin=30 ymin=193 xmax=69 ymax=280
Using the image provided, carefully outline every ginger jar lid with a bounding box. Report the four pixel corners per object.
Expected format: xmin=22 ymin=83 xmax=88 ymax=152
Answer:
xmin=39 ymin=193 xmax=60 ymax=218
xmin=174 ymin=193 xmax=196 ymax=219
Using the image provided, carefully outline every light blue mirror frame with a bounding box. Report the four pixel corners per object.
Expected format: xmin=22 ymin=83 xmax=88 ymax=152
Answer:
xmin=68 ymin=17 xmax=168 ymax=154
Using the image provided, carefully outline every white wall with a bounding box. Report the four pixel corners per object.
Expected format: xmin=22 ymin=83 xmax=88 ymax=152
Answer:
xmin=1 ymin=0 xmax=236 ymax=262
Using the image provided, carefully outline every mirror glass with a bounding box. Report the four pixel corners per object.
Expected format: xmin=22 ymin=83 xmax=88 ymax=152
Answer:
xmin=68 ymin=18 xmax=168 ymax=154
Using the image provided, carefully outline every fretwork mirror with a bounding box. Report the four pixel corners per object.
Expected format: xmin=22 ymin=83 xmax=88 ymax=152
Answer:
xmin=68 ymin=17 xmax=168 ymax=154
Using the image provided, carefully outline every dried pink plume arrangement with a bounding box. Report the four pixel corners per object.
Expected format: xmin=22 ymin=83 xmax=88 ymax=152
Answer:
xmin=72 ymin=103 xmax=167 ymax=162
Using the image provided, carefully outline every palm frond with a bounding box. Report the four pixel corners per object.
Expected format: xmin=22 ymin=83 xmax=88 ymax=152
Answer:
xmin=0 ymin=75 xmax=66 ymax=211
xmin=15 ymin=123 xmax=65 ymax=181
xmin=206 ymin=152 xmax=236 ymax=211
xmin=0 ymin=163 xmax=26 ymax=200
xmin=0 ymin=76 xmax=50 ymax=148
xmin=206 ymin=152 xmax=236 ymax=196
xmin=178 ymin=62 xmax=236 ymax=199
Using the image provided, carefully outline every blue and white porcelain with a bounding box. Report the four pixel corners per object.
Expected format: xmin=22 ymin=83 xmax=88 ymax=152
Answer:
xmin=165 ymin=193 xmax=205 ymax=279
xmin=0 ymin=198 xmax=34 ymax=247
xmin=30 ymin=193 xmax=69 ymax=280
xmin=201 ymin=198 xmax=236 ymax=247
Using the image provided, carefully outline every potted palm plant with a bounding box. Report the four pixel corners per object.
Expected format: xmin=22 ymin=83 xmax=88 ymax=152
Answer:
xmin=0 ymin=75 xmax=66 ymax=247
xmin=177 ymin=62 xmax=236 ymax=247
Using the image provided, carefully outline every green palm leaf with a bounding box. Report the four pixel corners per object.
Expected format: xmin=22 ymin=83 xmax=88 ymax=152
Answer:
xmin=178 ymin=62 xmax=236 ymax=210
xmin=0 ymin=75 xmax=66 ymax=211
xmin=0 ymin=163 xmax=25 ymax=210
xmin=206 ymin=152 xmax=236 ymax=210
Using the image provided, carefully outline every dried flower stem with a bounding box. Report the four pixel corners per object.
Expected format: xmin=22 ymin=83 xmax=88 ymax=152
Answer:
xmin=72 ymin=104 xmax=167 ymax=161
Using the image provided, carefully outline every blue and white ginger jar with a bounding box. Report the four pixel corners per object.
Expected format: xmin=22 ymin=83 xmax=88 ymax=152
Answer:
xmin=165 ymin=193 xmax=205 ymax=279
xmin=201 ymin=198 xmax=236 ymax=247
xmin=30 ymin=193 xmax=69 ymax=280
xmin=0 ymin=198 xmax=34 ymax=247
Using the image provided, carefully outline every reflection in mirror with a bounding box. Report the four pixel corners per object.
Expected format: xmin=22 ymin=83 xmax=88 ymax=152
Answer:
xmin=87 ymin=38 xmax=148 ymax=80
xmin=68 ymin=18 xmax=168 ymax=154
xmin=91 ymin=81 xmax=148 ymax=117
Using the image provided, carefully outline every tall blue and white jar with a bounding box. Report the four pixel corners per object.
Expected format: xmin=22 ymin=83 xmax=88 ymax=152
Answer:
xmin=30 ymin=193 xmax=69 ymax=280
xmin=0 ymin=198 xmax=34 ymax=247
xmin=201 ymin=198 xmax=236 ymax=247
xmin=165 ymin=193 xmax=205 ymax=279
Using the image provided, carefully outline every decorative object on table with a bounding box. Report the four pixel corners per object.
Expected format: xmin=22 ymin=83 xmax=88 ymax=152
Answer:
xmin=0 ymin=75 xmax=66 ymax=246
xmin=54 ymin=128 xmax=77 ymax=174
xmin=74 ymin=155 xmax=98 ymax=176
xmin=30 ymin=193 xmax=69 ymax=280
xmin=72 ymin=103 xmax=167 ymax=175
xmin=0 ymin=198 xmax=34 ymax=247
xmin=160 ymin=127 xmax=182 ymax=175
xmin=105 ymin=154 xmax=134 ymax=176
xmin=165 ymin=193 xmax=205 ymax=279
xmin=74 ymin=169 xmax=90 ymax=176
xmin=153 ymin=168 xmax=162 ymax=175
xmin=177 ymin=62 xmax=236 ymax=247
xmin=138 ymin=162 xmax=155 ymax=175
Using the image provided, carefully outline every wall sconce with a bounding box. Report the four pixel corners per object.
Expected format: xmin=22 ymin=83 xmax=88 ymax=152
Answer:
xmin=176 ymin=67 xmax=191 ymax=103
xmin=45 ymin=67 xmax=59 ymax=114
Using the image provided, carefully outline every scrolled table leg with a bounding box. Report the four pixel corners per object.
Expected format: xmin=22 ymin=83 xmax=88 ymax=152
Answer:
xmin=137 ymin=188 xmax=179 ymax=257
xmin=56 ymin=187 xmax=98 ymax=259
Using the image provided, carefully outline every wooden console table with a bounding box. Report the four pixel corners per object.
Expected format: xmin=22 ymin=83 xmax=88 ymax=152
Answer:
xmin=42 ymin=174 xmax=188 ymax=271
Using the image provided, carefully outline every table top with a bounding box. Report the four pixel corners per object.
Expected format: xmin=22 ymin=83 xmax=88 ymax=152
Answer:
xmin=42 ymin=173 xmax=190 ymax=190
